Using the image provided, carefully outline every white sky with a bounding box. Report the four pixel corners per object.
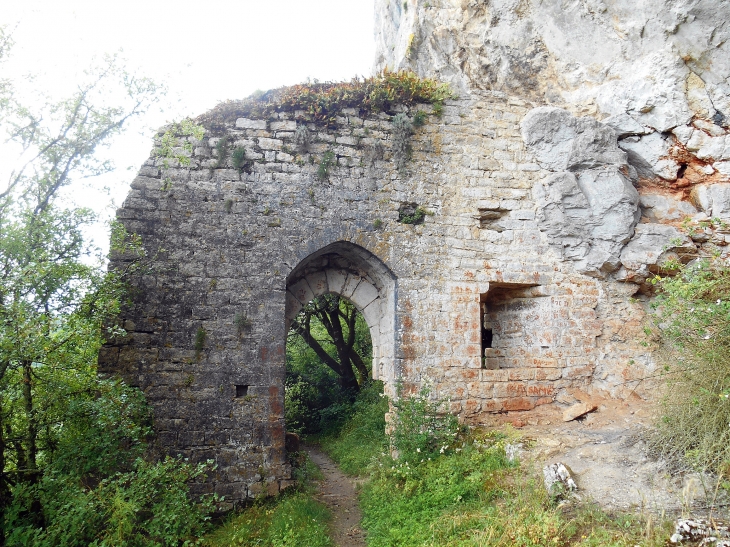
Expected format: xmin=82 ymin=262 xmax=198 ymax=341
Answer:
xmin=2 ymin=0 xmax=375 ymax=250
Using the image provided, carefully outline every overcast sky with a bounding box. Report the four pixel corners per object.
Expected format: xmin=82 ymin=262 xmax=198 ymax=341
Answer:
xmin=3 ymin=0 xmax=375 ymax=247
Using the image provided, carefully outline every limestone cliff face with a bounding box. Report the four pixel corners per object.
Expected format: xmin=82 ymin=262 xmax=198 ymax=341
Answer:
xmin=375 ymin=0 xmax=730 ymax=189
xmin=375 ymin=0 xmax=729 ymax=119
xmin=376 ymin=0 xmax=730 ymax=285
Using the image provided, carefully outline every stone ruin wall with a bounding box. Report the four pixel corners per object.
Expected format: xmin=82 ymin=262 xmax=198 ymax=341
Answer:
xmin=100 ymin=0 xmax=730 ymax=505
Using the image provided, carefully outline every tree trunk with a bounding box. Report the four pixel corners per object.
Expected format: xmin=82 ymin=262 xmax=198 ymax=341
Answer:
xmin=22 ymin=361 xmax=38 ymax=481
xmin=0 ymin=397 xmax=8 ymax=545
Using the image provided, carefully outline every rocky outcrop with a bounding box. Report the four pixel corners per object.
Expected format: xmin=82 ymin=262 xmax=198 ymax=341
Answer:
xmin=522 ymin=107 xmax=640 ymax=277
xmin=375 ymin=0 xmax=730 ymax=120
xmin=375 ymin=0 xmax=730 ymax=204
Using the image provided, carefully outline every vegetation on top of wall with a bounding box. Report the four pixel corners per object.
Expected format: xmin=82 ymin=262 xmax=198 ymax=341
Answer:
xmin=197 ymin=70 xmax=455 ymax=130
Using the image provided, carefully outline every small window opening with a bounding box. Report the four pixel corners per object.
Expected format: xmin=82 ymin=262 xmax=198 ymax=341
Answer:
xmin=235 ymin=385 xmax=249 ymax=397
xmin=482 ymin=327 xmax=493 ymax=350
xmin=480 ymin=297 xmax=497 ymax=369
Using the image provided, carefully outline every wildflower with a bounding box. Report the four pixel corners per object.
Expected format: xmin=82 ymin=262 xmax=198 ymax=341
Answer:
xmin=416 ymin=448 xmax=420 ymax=453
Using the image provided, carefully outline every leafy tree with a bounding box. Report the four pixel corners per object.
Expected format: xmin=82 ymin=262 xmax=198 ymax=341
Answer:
xmin=286 ymin=295 xmax=372 ymax=433
xmin=289 ymin=294 xmax=372 ymax=392
xmin=0 ymin=27 xmax=213 ymax=544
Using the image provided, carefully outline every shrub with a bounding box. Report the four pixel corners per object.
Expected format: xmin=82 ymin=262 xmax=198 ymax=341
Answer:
xmin=231 ymin=146 xmax=247 ymax=171
xmin=318 ymin=381 xmax=389 ymax=475
xmin=650 ymin=258 xmax=730 ymax=473
xmin=214 ymin=136 xmax=229 ymax=168
xmin=391 ymin=383 xmax=461 ymax=464
xmin=317 ymin=151 xmax=336 ymax=181
xmin=412 ymin=109 xmax=427 ymax=127
xmin=4 ymin=383 xmax=216 ymax=547
xmin=198 ymin=70 xmax=455 ymax=130
xmin=398 ymin=203 xmax=428 ymax=225
xmin=204 ymin=454 xmax=331 ymax=547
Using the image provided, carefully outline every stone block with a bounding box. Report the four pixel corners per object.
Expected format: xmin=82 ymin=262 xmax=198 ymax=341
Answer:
xmin=236 ymin=118 xmax=267 ymax=130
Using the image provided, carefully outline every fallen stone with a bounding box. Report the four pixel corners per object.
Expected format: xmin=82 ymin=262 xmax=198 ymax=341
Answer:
xmin=543 ymin=462 xmax=577 ymax=497
xmin=670 ymin=518 xmax=730 ymax=544
xmin=562 ymin=402 xmax=598 ymax=422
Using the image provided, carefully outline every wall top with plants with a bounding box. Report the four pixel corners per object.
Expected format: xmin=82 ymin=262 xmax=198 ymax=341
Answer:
xmin=196 ymin=70 xmax=455 ymax=131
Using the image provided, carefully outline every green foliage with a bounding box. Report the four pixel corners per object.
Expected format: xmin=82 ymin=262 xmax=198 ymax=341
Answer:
xmin=650 ymin=258 xmax=730 ymax=472
xmin=204 ymin=454 xmax=331 ymax=547
xmin=315 ymin=382 xmax=670 ymax=547
xmin=194 ymin=327 xmax=207 ymax=358
xmin=0 ymin=33 xmax=213 ymax=546
xmin=391 ymin=383 xmax=462 ymax=464
xmin=317 ymin=151 xmax=336 ymax=181
xmin=231 ymin=146 xmax=247 ymax=172
xmin=405 ymin=32 xmax=416 ymax=58
xmin=285 ymin=296 xmax=373 ymax=434
xmin=199 ymin=70 xmax=455 ymax=130
xmin=412 ymin=109 xmax=428 ymax=127
xmin=157 ymin=118 xmax=205 ymax=188
xmin=373 ymin=218 xmax=383 ymax=229
xmin=6 ymin=457 xmax=215 ymax=547
xmin=398 ymin=204 xmax=428 ymax=224
xmin=214 ymin=136 xmax=229 ymax=168
xmin=318 ymin=381 xmax=389 ymax=475
xmin=224 ymin=198 xmax=234 ymax=213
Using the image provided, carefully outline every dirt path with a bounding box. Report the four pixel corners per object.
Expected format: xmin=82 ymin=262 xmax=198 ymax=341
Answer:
xmin=305 ymin=445 xmax=366 ymax=547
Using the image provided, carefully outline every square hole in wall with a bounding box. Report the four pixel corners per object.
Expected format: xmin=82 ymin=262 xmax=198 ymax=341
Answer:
xmin=235 ymin=385 xmax=249 ymax=397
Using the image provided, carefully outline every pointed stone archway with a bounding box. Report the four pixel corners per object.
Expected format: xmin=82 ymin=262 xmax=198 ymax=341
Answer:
xmin=284 ymin=241 xmax=397 ymax=387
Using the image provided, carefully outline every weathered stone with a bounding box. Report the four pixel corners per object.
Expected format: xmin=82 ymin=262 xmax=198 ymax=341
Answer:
xmin=603 ymin=113 xmax=651 ymax=138
xmin=619 ymin=132 xmax=680 ymax=181
xmin=670 ymin=518 xmax=730 ymax=544
xmin=691 ymin=183 xmax=730 ymax=218
xmin=543 ymin=462 xmax=577 ymax=497
xmin=620 ymin=224 xmax=696 ymax=274
xmin=562 ymin=402 xmax=597 ymax=422
xmin=526 ymin=108 xmax=640 ymax=276
xmin=520 ymin=107 xmax=627 ymax=172
xmin=101 ymin=12 xmax=729 ymax=500
xmin=640 ymin=193 xmax=698 ymax=222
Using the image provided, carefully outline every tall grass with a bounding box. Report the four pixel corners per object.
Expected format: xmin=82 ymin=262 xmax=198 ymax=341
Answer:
xmin=317 ymin=381 xmax=389 ymax=475
xmin=203 ymin=454 xmax=332 ymax=547
xmin=650 ymin=259 xmax=730 ymax=473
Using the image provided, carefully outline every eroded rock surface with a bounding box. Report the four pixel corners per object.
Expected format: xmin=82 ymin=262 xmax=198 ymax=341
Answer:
xmin=522 ymin=107 xmax=640 ymax=277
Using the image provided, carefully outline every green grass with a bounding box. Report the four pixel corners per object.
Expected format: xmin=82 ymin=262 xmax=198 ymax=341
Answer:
xmin=203 ymin=453 xmax=332 ymax=547
xmin=316 ymin=384 xmax=671 ymax=547
xmin=317 ymin=381 xmax=389 ymax=475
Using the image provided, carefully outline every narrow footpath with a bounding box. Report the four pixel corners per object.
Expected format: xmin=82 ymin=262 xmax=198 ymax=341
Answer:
xmin=305 ymin=445 xmax=366 ymax=547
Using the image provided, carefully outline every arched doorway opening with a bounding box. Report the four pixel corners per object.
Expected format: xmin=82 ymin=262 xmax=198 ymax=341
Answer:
xmin=284 ymin=241 xmax=397 ymax=434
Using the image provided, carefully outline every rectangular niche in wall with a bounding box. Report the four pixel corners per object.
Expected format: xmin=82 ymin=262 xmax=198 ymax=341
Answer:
xmin=235 ymin=385 xmax=249 ymax=397
xmin=480 ymin=283 xmax=542 ymax=370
